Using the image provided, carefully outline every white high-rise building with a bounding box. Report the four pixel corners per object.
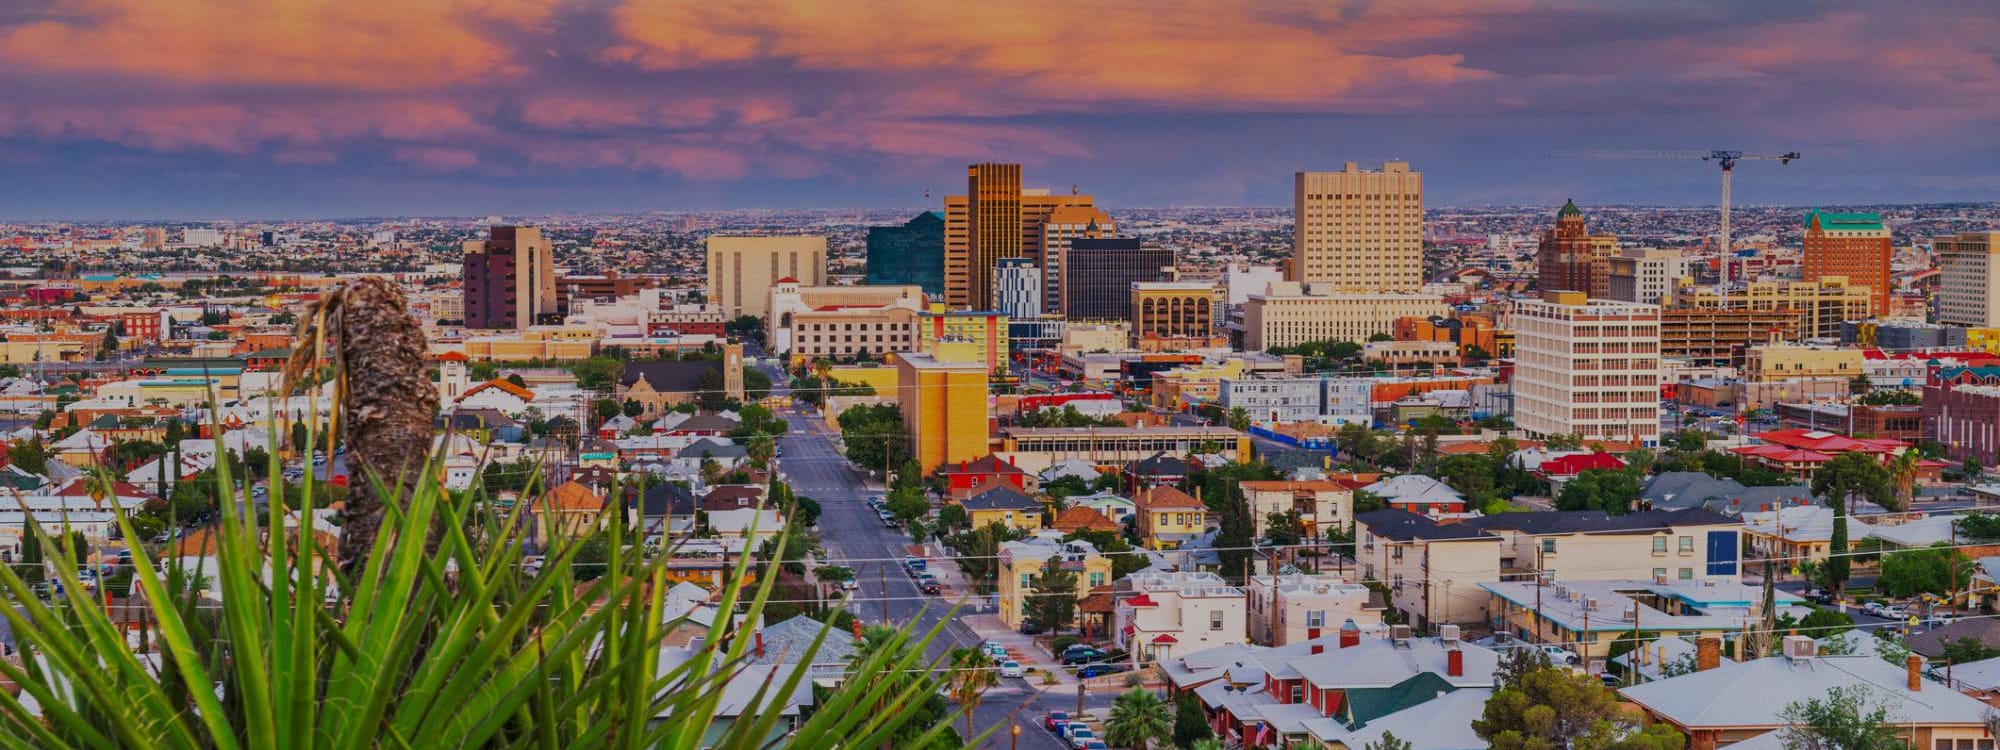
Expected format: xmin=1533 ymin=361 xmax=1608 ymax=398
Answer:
xmin=1511 ymin=291 xmax=1661 ymax=446
xmin=1292 ymin=162 xmax=1423 ymax=292
xmin=992 ymin=258 xmax=1042 ymax=320
xmin=1936 ymin=231 xmax=2000 ymax=328
xmin=1605 ymin=248 xmax=1691 ymax=305
xmin=182 ymin=227 xmax=223 ymax=246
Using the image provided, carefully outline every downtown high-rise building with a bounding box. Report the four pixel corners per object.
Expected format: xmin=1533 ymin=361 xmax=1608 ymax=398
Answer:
xmin=943 ymin=163 xmax=1096 ymax=310
xmin=705 ymin=235 xmax=827 ymax=319
xmin=1801 ymin=211 xmax=1892 ymax=316
xmin=865 ymin=211 xmax=946 ymax=298
xmin=1537 ymin=199 xmax=1619 ymax=298
xmin=993 ymin=258 xmax=1043 ymax=320
xmin=463 ymin=225 xmax=557 ymax=330
xmin=1511 ymin=291 xmax=1661 ymax=446
xmin=1036 ymin=204 xmax=1115 ymax=314
xmin=1935 ymin=231 xmax=2000 ymax=328
xmin=1061 ymin=238 xmax=1173 ymax=321
xmin=1291 ymin=161 xmax=1423 ymax=292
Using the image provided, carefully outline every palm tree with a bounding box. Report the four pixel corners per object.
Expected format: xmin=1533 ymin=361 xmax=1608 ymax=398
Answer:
xmin=947 ymin=647 xmax=998 ymax=737
xmin=1226 ymin=407 xmax=1251 ymax=432
xmin=1105 ymin=687 xmax=1174 ymax=750
xmin=1889 ymin=450 xmax=1922 ymax=509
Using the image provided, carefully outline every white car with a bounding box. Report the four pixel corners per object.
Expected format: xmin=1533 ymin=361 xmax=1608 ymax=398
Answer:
xmin=999 ymin=660 xmax=1025 ymax=678
xmin=1068 ymin=728 xmax=1098 ymax=749
xmin=840 ymin=578 xmax=859 ymax=591
xmin=1536 ymin=645 xmax=1579 ymax=665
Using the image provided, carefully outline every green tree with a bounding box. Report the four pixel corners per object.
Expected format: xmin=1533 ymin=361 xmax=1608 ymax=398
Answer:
xmin=1044 ymin=474 xmax=1090 ymax=500
xmin=592 ymin=398 xmax=620 ymax=421
xmin=1876 ymin=543 xmax=1973 ymax=599
xmin=569 ymin=355 xmax=624 ymax=391
xmin=1366 ymin=732 xmax=1414 ymax=750
xmin=7 ymin=437 xmax=50 ymax=476
xmin=1265 ymin=510 xmax=1304 ymax=547
xmin=1353 ymin=489 xmax=1386 ymax=515
xmin=19 ymin=530 xmax=42 ymax=585
xmin=885 ymin=486 xmax=931 ymax=526
xmin=622 ymin=398 xmax=644 ymax=418
xmin=1555 ymin=468 xmax=1642 ymax=514
xmin=1024 ymin=555 xmax=1080 ymax=634
xmin=1777 ymin=686 xmax=1901 ymax=750
xmin=1848 ymin=373 xmax=1873 ymax=396
xmin=1475 ymin=664 xmax=1682 ymax=750
xmin=1941 ymin=637 xmax=2000 ymax=664
xmin=1211 ymin=482 xmax=1257 ymax=581
xmin=837 ymin=403 xmax=910 ymax=476
xmin=935 ymin=503 xmax=969 ymax=531
xmin=1104 ymin=688 xmax=1173 ymax=750
xmin=1812 ymin=452 xmax=1895 ymax=597
xmin=848 ymin=625 xmax=964 ymax=749
xmin=1172 ymin=692 xmax=1213 ymax=748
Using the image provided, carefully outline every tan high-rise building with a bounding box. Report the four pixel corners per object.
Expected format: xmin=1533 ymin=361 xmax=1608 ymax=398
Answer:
xmin=1512 ymin=291 xmax=1661 ymax=446
xmin=943 ymin=163 xmax=1096 ymax=309
xmin=1242 ymin=281 xmax=1447 ymax=351
xmin=705 ymin=236 xmax=827 ymax=320
xmin=1671 ymin=277 xmax=1872 ymax=341
xmin=1936 ymin=231 xmax=2000 ymax=328
xmin=1537 ymin=200 xmax=1618 ymax=298
xmin=1292 ymin=162 xmax=1424 ymax=292
xmin=1036 ymin=204 xmax=1114 ymax=314
xmin=464 ymin=226 xmax=557 ymax=330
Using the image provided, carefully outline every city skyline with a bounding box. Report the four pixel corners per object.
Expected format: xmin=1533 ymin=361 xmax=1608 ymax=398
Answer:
xmin=3 ymin=1 xmax=1999 ymax=218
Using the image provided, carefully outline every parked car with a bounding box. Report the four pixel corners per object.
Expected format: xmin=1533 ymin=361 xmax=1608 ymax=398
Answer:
xmin=1018 ymin=622 xmax=1046 ymax=636
xmin=1077 ymin=663 xmax=1125 ymax=678
xmin=1861 ymin=601 xmax=1885 ymax=616
xmin=840 ymin=578 xmax=859 ymax=591
xmin=881 ymin=515 xmax=898 ymax=528
xmin=1080 ymin=742 xmax=1107 ymax=750
xmin=1802 ymin=588 xmax=1834 ymax=605
xmin=1060 ymin=645 xmax=1106 ymax=665
xmin=919 ymin=579 xmax=941 ymax=595
xmin=999 ymin=660 xmax=1025 ymax=678
xmin=1068 ymin=728 xmax=1098 ymax=749
xmin=1043 ymin=712 xmax=1071 ymax=732
xmin=983 ymin=641 xmax=1008 ymax=659
xmin=1059 ymin=721 xmax=1089 ymax=741
xmin=1880 ymin=605 xmax=1908 ymax=620
xmin=1537 ymin=645 xmax=1579 ymax=665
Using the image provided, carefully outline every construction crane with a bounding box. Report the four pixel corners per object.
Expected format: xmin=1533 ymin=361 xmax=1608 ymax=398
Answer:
xmin=1553 ymin=149 xmax=1800 ymax=284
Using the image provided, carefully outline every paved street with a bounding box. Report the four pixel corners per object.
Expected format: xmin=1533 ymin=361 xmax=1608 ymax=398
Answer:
xmin=759 ymin=361 xmax=1094 ymax=748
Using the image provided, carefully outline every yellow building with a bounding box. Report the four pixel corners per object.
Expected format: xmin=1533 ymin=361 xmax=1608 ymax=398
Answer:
xmin=1242 ymin=281 xmax=1448 ymax=350
xmin=998 ymin=426 xmax=1250 ymax=474
xmin=461 ymin=327 xmax=596 ymax=361
xmin=997 ymin=537 xmax=1114 ymax=630
xmin=1131 ymin=282 xmax=1219 ymax=341
xmin=705 ymin=235 xmax=828 ymax=319
xmin=917 ymin=304 xmax=1009 ymax=373
xmin=1133 ymin=486 xmax=1208 ymax=549
xmin=1968 ymin=328 xmax=2000 ymax=355
xmin=1293 ymin=161 xmax=1424 ymax=292
xmin=0 ymin=334 xmax=92 ymax=364
xmin=896 ymin=341 xmax=990 ymax=475
xmin=823 ymin=364 xmax=899 ymax=397
xmin=1742 ymin=344 xmax=1864 ymax=382
xmin=1672 ymin=276 xmax=1872 ymax=340
xmin=960 ymin=483 xmax=1045 ymax=532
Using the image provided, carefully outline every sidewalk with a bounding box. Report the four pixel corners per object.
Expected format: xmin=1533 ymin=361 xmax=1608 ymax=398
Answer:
xmin=962 ymin=612 xmax=1079 ymax=687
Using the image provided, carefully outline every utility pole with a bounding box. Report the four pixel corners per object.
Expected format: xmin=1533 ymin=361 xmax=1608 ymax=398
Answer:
xmin=879 ymin=564 xmax=890 ymax=624
xmin=1629 ymin=600 xmax=1641 ymax=686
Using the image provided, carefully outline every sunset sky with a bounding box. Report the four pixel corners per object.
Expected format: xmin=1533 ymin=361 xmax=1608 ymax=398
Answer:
xmin=3 ymin=0 xmax=1997 ymax=218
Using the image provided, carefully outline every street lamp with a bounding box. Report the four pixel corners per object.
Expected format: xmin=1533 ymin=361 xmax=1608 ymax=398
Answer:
xmin=1010 ymin=724 xmax=1021 ymax=750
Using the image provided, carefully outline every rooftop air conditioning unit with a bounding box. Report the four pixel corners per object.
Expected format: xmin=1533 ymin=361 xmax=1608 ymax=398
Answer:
xmin=1783 ymin=635 xmax=1818 ymax=661
xmin=1390 ymin=624 xmax=1412 ymax=645
xmin=1440 ymin=624 xmax=1461 ymax=643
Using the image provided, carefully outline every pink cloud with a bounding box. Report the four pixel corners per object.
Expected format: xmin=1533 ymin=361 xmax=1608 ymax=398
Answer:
xmin=392 ymin=146 xmax=481 ymax=172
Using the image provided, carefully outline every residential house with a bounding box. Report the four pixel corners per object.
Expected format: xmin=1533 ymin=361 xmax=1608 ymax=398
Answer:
xmin=1052 ymin=505 xmax=1119 ymax=534
xmin=1115 ymin=571 xmax=1247 ymax=665
xmin=455 ymin=378 xmax=535 ymax=414
xmin=1068 ymin=491 xmax=1136 ymax=526
xmin=1134 ymin=486 xmax=1209 ymax=550
xmin=532 ymin=480 xmax=606 ymax=548
xmin=960 ymin=483 xmax=1045 ymax=531
xmin=938 ymin=454 xmax=1035 ymax=494
xmin=1620 ymin=636 xmax=1994 ymax=750
xmin=1530 ymin=451 xmax=1627 ymax=492
xmin=1483 ymin=578 xmax=1807 ymax=666
xmin=637 ymin=482 xmax=696 ymax=539
xmin=1246 ymin=572 xmax=1381 ymax=646
xmin=996 ymin=536 xmax=1113 ymax=630
xmin=1462 ymin=507 xmax=1745 ymax=584
xmin=1241 ymin=479 xmax=1354 ymax=538
xmin=1126 ymin=452 xmax=1192 ymax=488
xmin=1355 ymin=509 xmax=1501 ymax=628
xmin=1640 ymin=471 xmax=1812 ymax=516
xmin=1359 ymin=474 xmax=1466 ymax=514
xmin=700 ymin=485 xmax=766 ymax=512
xmin=1306 ymin=686 xmax=1490 ymax=750
xmin=618 ymin=357 xmax=737 ymax=418
xmin=1741 ymin=504 xmax=1875 ymax=566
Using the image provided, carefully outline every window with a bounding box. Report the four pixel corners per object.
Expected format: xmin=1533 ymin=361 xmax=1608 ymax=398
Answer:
xmin=1021 ymin=574 xmax=1033 ymax=589
xmin=1289 ymin=685 xmax=1304 ymax=703
xmin=1653 ymin=536 xmax=1668 ymax=555
xmin=1679 ymin=568 xmax=1694 ymax=580
xmin=1211 ymin=611 xmax=1224 ymax=630
xmin=1306 ymin=610 xmax=1325 ymax=628
xmin=1541 ymin=539 xmax=1556 ymax=554
xmin=1391 ymin=546 xmax=1404 ymax=561
xmin=1090 ymin=573 xmax=1104 ymax=588
xmin=1679 ymin=536 xmax=1695 ymax=554
xmin=1652 ymin=568 xmax=1666 ymax=580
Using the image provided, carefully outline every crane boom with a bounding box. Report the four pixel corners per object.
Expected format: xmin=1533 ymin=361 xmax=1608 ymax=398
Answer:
xmin=1551 ymin=148 xmax=1801 ymax=284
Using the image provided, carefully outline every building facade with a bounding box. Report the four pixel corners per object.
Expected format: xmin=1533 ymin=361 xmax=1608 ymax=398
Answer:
xmin=1659 ymin=308 xmax=1801 ymax=366
xmin=1802 ymin=211 xmax=1893 ymax=316
xmin=942 ymin=163 xmax=1099 ymax=310
xmin=1936 ymin=231 xmax=2000 ymax=328
xmin=1512 ymin=291 xmax=1662 ymax=445
xmin=1292 ymin=162 xmax=1423 ymax=292
xmin=1131 ymin=281 xmax=1218 ymax=342
xmin=864 ymin=211 xmax=946 ymax=297
xmin=1672 ymin=277 xmax=1872 ymax=341
xmin=897 ymin=341 xmax=990 ymax=475
xmin=993 ymin=258 xmax=1042 ymax=320
xmin=705 ymin=236 xmax=827 ymax=320
xmin=917 ymin=305 xmax=1008 ymax=373
xmin=1242 ymin=281 xmax=1447 ymax=350
xmin=1537 ymin=199 xmax=1617 ymax=298
xmin=463 ymin=226 xmax=556 ymax=330
xmin=1037 ymin=205 xmax=1115 ymax=315
xmin=1924 ymin=366 xmax=2000 ymax=467
xmin=1061 ymin=238 xmax=1173 ymax=321
xmin=1606 ymin=248 xmax=1690 ymax=305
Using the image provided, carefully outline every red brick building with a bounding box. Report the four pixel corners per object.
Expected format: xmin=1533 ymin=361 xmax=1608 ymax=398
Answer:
xmin=1536 ymin=200 xmax=1615 ymax=298
xmin=120 ymin=311 xmax=162 ymax=343
xmin=1802 ymin=211 xmax=1892 ymax=316
xmin=1925 ymin=366 xmax=2000 ymax=467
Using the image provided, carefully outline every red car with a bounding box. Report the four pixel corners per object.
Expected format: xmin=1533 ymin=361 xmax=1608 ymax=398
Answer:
xmin=1044 ymin=712 xmax=1071 ymax=732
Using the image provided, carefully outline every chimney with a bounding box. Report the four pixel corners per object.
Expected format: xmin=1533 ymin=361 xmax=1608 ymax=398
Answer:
xmin=754 ymin=631 xmax=764 ymax=658
xmin=1338 ymin=620 xmax=1361 ymax=649
xmin=1008 ymin=455 xmax=1015 ymax=466
xmin=1310 ymin=644 xmax=1324 ymax=655
xmin=1908 ymin=654 xmax=1923 ymax=692
xmin=1447 ymin=648 xmax=1464 ymax=677
xmin=851 ymin=619 xmax=863 ymax=640
xmin=1695 ymin=635 xmax=1721 ymax=672
xmin=1307 ymin=627 xmax=1322 ymax=641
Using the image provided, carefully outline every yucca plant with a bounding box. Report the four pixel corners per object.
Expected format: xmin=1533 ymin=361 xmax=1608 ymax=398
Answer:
xmin=0 ymin=279 xmax=969 ymax=749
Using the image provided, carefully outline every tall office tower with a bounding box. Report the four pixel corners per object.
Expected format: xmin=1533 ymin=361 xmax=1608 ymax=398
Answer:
xmin=942 ymin=163 xmax=1096 ymax=309
xmin=463 ymin=225 xmax=557 ymax=330
xmin=1512 ymin=291 xmax=1662 ymax=446
xmin=1292 ymin=161 xmax=1423 ymax=291
xmin=1035 ymin=204 xmax=1115 ymax=315
xmin=1936 ymin=231 xmax=2000 ymax=327
xmin=1605 ymin=248 xmax=1690 ymax=305
xmin=705 ymin=235 xmax=827 ymax=320
xmin=993 ymin=258 xmax=1043 ymax=320
xmin=865 ymin=211 xmax=947 ymax=298
xmin=1536 ymin=199 xmax=1619 ymax=298
xmin=1061 ymin=238 xmax=1174 ymax=321
xmin=1802 ymin=211 xmax=1893 ymax=316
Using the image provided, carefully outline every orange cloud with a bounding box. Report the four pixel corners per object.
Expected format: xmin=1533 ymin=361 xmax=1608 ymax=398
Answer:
xmin=606 ymin=0 xmax=1498 ymax=110
xmin=0 ymin=0 xmax=553 ymax=89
